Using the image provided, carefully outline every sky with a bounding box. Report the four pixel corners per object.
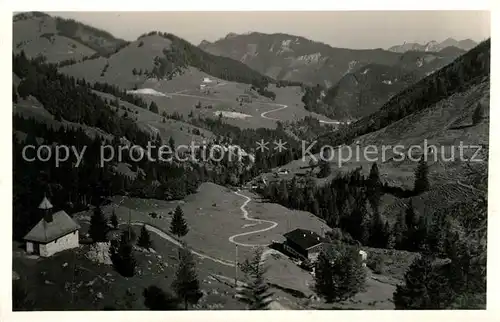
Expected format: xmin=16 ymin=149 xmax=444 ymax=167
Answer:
xmin=50 ymin=11 xmax=490 ymax=49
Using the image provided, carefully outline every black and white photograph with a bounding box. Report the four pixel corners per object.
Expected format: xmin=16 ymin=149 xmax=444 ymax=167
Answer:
xmin=5 ymin=5 xmax=493 ymax=315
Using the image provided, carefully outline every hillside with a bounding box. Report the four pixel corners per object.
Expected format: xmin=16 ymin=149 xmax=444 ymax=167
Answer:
xmin=302 ymin=49 xmax=462 ymax=120
xmin=259 ymin=39 xmax=489 ymax=232
xmin=314 ymin=39 xmax=490 ymax=147
xmin=255 ymin=43 xmax=489 ymax=304
xmin=388 ymin=38 xmax=478 ymax=53
xmin=13 ymin=12 xmax=128 ymax=63
xmin=58 ymin=31 xmax=272 ymax=90
xmin=14 ymin=13 xmax=272 ymax=93
xmin=199 ymin=32 xmax=461 ymax=89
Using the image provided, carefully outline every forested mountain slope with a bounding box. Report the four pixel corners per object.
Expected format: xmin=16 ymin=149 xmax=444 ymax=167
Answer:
xmin=13 ymin=12 xmax=128 ymax=63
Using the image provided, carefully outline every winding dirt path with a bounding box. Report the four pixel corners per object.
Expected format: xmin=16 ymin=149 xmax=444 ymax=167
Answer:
xmin=110 ymin=191 xmax=280 ymax=266
xmin=130 ymin=222 xmax=235 ymax=267
xmin=228 ymin=190 xmax=278 ymax=247
xmin=162 ymin=90 xmax=344 ymax=125
xmin=102 ymin=193 xmax=285 ymax=308
xmin=260 ymin=104 xmax=288 ymax=121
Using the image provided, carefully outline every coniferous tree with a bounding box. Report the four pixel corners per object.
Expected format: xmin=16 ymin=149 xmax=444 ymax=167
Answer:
xmin=89 ymin=206 xmax=108 ymax=242
xmin=344 ymin=199 xmax=369 ymax=244
xmin=404 ymin=200 xmax=419 ymax=250
xmin=110 ymin=231 xmax=136 ymax=277
xmin=118 ymin=289 xmax=137 ymax=310
xmin=137 ymin=224 xmax=153 ymax=249
xmin=393 ymin=254 xmax=452 ymax=309
xmin=414 ymin=215 xmax=430 ymax=252
xmin=313 ymin=251 xmax=336 ymax=302
xmin=367 ymin=162 xmax=382 ymax=211
xmin=169 ymin=136 xmax=176 ymax=151
xmin=369 ymin=211 xmax=388 ymax=248
xmin=446 ymin=239 xmax=486 ymax=304
xmin=110 ymin=209 xmax=119 ymax=229
xmin=385 ymin=221 xmax=395 ymax=249
xmin=143 ymin=285 xmax=179 ymax=310
xmin=172 ymin=246 xmax=202 ymax=310
xmin=170 ymin=205 xmax=189 ymax=238
xmin=317 ymin=160 xmax=331 ymax=178
xmin=427 ymin=211 xmax=450 ymax=256
xmin=236 ymin=247 xmax=274 ymax=310
xmin=278 ymin=180 xmax=289 ymax=203
xmin=393 ymin=212 xmax=407 ymax=250
xmin=149 ymin=101 xmax=159 ymax=114
xmin=314 ymin=245 xmax=366 ymax=303
xmin=12 ymin=279 xmax=35 ymax=311
xmin=414 ymin=156 xmax=429 ymax=193
xmin=472 ymin=102 xmax=484 ymax=125
xmin=13 ymin=84 xmax=18 ymax=103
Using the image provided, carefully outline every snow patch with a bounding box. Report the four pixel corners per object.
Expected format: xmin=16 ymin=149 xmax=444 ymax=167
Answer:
xmin=281 ymin=39 xmax=292 ymax=48
xmin=426 ymin=70 xmax=437 ymax=76
xmin=382 ymin=80 xmax=393 ymax=85
xmin=425 ymin=40 xmax=440 ymax=52
xmin=344 ymin=60 xmax=359 ymax=75
xmin=126 ymin=88 xmax=168 ymax=97
xmin=361 ymin=68 xmax=370 ymax=75
xmin=319 ymin=120 xmax=352 ymax=125
xmin=214 ymin=111 xmax=252 ymax=119
xmin=277 ymin=39 xmax=293 ymax=55
xmin=297 ymin=53 xmax=322 ymax=63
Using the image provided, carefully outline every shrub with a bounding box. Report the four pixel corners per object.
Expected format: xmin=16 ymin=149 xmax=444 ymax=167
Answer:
xmin=367 ymin=254 xmax=385 ymax=274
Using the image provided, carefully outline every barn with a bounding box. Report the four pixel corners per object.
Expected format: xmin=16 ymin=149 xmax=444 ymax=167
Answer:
xmin=237 ymin=94 xmax=252 ymax=103
xmin=24 ymin=197 xmax=80 ymax=257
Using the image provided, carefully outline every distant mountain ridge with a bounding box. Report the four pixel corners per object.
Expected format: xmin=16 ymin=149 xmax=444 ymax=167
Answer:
xmin=300 ymin=48 xmax=464 ymax=120
xmin=388 ymin=38 xmax=478 ymax=53
xmin=13 ymin=13 xmax=272 ymax=91
xmin=199 ymin=32 xmax=465 ymax=88
xmin=13 ymin=11 xmax=128 ymax=63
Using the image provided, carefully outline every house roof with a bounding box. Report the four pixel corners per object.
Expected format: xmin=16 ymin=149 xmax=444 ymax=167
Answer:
xmin=23 ymin=210 xmax=80 ymax=243
xmin=38 ymin=196 xmax=53 ymax=210
xmin=284 ymin=228 xmax=325 ymax=250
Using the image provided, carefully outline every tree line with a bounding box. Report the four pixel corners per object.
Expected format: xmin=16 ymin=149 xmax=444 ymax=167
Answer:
xmin=13 ymin=114 xmax=258 ymax=240
xmin=259 ymin=160 xmax=455 ymax=253
xmin=137 ymin=31 xmax=272 ymax=88
xmin=13 ymin=51 xmax=151 ymax=147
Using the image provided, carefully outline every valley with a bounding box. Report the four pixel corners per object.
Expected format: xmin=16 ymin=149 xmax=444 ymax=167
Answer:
xmin=11 ymin=11 xmax=489 ymax=312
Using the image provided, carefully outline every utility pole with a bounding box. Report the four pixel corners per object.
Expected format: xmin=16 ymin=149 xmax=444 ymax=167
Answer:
xmin=234 ymin=244 xmax=238 ymax=287
xmin=128 ymin=208 xmax=131 ymax=241
xmin=71 ymin=249 xmax=76 ymax=305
